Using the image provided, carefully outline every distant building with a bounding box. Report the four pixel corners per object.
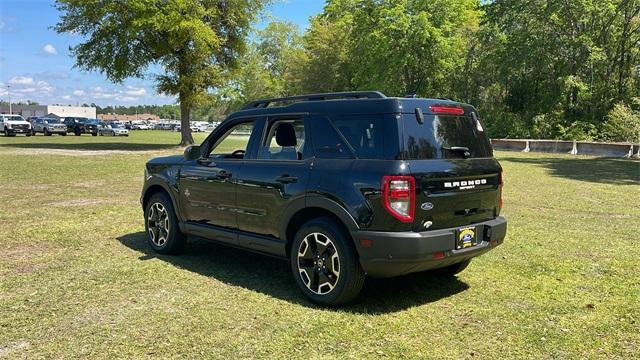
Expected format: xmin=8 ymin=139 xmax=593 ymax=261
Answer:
xmin=0 ymin=104 xmax=96 ymax=119
xmin=97 ymin=113 xmax=160 ymax=122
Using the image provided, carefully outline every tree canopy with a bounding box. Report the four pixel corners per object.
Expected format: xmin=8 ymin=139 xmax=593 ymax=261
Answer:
xmin=54 ymin=0 xmax=639 ymax=142
xmin=55 ymin=0 xmax=268 ymax=145
xmin=220 ymin=0 xmax=639 ymax=142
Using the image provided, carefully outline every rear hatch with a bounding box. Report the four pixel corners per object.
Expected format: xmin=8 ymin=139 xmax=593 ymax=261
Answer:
xmin=401 ymin=103 xmax=502 ymax=231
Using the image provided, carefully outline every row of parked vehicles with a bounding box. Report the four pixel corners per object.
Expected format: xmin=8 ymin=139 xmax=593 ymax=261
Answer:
xmin=0 ymin=114 xmax=130 ymax=137
xmin=1 ymin=114 xmax=220 ymax=137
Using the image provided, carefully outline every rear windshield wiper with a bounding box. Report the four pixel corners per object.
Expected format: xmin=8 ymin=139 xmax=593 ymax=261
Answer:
xmin=441 ymin=146 xmax=471 ymax=158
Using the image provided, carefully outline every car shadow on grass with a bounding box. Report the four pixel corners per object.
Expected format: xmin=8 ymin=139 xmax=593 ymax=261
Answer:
xmin=499 ymin=156 xmax=640 ymax=185
xmin=117 ymin=232 xmax=469 ymax=314
xmin=0 ymin=142 xmax=180 ymax=151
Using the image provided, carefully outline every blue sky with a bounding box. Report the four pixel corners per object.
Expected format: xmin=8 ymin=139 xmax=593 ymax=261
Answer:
xmin=0 ymin=0 xmax=324 ymax=106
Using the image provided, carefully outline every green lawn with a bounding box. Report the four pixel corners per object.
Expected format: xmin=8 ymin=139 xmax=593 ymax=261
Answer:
xmin=1 ymin=132 xmax=638 ymax=358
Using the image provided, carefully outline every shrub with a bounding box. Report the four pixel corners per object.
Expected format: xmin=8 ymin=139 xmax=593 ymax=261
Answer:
xmin=601 ymin=103 xmax=640 ymax=143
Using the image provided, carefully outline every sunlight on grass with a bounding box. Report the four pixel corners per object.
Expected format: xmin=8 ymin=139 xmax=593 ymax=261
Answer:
xmin=0 ymin=138 xmax=638 ymax=358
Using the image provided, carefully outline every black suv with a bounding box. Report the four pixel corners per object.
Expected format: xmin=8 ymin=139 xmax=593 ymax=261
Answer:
xmin=63 ymin=117 xmax=99 ymax=136
xmin=141 ymin=92 xmax=507 ymax=305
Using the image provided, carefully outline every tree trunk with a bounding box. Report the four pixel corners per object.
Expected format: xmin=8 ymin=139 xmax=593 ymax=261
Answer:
xmin=179 ymin=100 xmax=194 ymax=146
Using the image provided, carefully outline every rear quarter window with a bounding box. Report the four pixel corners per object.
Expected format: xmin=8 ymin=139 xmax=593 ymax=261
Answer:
xmin=402 ymin=113 xmax=492 ymax=159
xmin=330 ymin=115 xmax=400 ymax=160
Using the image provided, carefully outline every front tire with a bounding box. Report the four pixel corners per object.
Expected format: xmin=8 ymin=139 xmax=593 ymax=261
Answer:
xmin=144 ymin=193 xmax=186 ymax=254
xmin=290 ymin=217 xmax=365 ymax=306
xmin=44 ymin=128 xmax=51 ymax=136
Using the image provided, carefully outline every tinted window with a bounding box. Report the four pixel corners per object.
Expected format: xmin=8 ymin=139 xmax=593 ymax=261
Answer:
xmin=331 ymin=115 xmax=400 ymax=160
xmin=308 ymin=117 xmax=352 ymax=159
xmin=402 ymin=114 xmax=492 ymax=159
xmin=258 ymin=119 xmax=306 ymax=160
xmin=209 ymin=121 xmax=255 ymax=159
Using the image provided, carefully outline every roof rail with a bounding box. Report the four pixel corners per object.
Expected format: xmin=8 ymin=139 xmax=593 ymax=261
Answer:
xmin=241 ymin=91 xmax=387 ymax=110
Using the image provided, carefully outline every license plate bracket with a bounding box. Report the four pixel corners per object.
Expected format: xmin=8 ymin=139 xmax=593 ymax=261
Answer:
xmin=456 ymin=226 xmax=478 ymax=250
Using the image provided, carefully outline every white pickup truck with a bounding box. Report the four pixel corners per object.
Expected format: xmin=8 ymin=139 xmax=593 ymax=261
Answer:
xmin=1 ymin=114 xmax=32 ymax=136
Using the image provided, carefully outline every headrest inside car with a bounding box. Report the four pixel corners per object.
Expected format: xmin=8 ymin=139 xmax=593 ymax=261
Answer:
xmin=275 ymin=123 xmax=297 ymax=147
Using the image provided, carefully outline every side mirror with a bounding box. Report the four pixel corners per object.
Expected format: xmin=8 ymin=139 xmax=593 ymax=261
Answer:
xmin=183 ymin=145 xmax=201 ymax=160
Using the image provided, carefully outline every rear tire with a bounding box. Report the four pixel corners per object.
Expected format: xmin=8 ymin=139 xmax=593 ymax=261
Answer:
xmin=74 ymin=128 xmax=81 ymax=136
xmin=290 ymin=217 xmax=365 ymax=306
xmin=144 ymin=193 xmax=186 ymax=254
xmin=433 ymin=260 xmax=471 ymax=277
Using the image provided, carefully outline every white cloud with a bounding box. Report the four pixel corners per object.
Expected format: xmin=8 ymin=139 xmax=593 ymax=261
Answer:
xmin=9 ymin=76 xmax=34 ymax=85
xmin=73 ymin=89 xmax=85 ymax=96
xmin=61 ymin=95 xmax=72 ymax=100
xmin=125 ymin=86 xmax=146 ymax=96
xmin=42 ymin=44 xmax=58 ymax=55
xmin=15 ymin=87 xmax=36 ymax=94
xmin=116 ymin=96 xmax=137 ymax=102
xmin=36 ymin=81 xmax=53 ymax=93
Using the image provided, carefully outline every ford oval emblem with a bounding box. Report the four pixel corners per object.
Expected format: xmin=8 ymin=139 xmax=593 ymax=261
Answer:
xmin=421 ymin=202 xmax=434 ymax=211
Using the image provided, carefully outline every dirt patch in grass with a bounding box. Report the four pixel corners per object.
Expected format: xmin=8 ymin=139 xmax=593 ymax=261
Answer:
xmin=0 ymin=341 xmax=29 ymax=357
xmin=2 ymin=243 xmax=57 ymax=275
xmin=0 ymin=148 xmax=177 ymax=157
xmin=48 ymin=199 xmax=112 ymax=207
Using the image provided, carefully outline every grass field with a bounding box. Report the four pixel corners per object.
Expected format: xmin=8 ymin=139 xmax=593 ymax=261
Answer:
xmin=1 ymin=131 xmax=638 ymax=358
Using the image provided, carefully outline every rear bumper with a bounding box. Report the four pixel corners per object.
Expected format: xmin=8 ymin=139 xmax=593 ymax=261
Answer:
xmin=351 ymin=216 xmax=507 ymax=278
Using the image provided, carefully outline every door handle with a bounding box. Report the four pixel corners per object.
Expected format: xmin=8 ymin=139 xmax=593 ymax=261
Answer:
xmin=276 ymin=175 xmax=298 ymax=184
xmin=217 ymin=171 xmax=232 ymax=180
xmin=197 ymin=158 xmax=216 ymax=167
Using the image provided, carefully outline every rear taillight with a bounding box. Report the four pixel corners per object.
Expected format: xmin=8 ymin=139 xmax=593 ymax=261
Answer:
xmin=382 ymin=176 xmax=415 ymax=223
xmin=429 ymin=105 xmax=465 ymax=115
xmin=499 ymin=171 xmax=504 ymax=210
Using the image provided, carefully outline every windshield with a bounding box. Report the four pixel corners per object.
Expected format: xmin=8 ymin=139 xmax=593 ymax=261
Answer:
xmin=86 ymin=119 xmax=100 ymax=125
xmin=402 ymin=114 xmax=492 ymax=159
xmin=2 ymin=115 xmax=24 ymax=121
xmin=44 ymin=118 xmax=61 ymax=124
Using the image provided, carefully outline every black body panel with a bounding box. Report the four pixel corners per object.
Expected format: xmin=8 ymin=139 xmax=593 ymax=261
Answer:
xmin=141 ymin=93 xmax=506 ymax=277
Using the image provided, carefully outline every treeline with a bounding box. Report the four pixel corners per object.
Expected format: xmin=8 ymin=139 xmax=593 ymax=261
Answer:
xmin=214 ymin=0 xmax=639 ymax=142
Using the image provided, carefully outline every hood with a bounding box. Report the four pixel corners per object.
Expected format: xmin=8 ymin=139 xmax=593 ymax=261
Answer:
xmin=147 ymin=155 xmax=185 ymax=166
xmin=3 ymin=119 xmax=30 ymax=125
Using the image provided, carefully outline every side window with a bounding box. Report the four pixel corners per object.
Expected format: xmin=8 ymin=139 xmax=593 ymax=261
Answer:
xmin=209 ymin=121 xmax=255 ymax=159
xmin=309 ymin=117 xmax=353 ymax=159
xmin=257 ymin=119 xmax=305 ymax=160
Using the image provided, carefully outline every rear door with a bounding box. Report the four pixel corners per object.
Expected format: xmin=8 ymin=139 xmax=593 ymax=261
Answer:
xmin=402 ymin=108 xmax=502 ymax=232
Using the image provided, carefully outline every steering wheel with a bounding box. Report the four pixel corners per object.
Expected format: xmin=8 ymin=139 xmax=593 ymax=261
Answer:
xmin=231 ymin=149 xmax=246 ymax=158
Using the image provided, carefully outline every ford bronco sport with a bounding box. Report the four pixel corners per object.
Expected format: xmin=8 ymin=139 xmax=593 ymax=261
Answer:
xmin=141 ymin=91 xmax=507 ymax=305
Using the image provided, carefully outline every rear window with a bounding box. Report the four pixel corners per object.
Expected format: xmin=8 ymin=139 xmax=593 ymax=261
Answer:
xmin=402 ymin=114 xmax=492 ymax=159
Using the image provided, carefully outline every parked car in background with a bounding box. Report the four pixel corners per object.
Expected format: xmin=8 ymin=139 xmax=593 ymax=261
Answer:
xmin=63 ymin=117 xmax=99 ymax=136
xmin=31 ymin=117 xmax=67 ymax=136
xmin=1 ymin=114 xmax=32 ymax=136
xmin=99 ymin=122 xmax=129 ymax=136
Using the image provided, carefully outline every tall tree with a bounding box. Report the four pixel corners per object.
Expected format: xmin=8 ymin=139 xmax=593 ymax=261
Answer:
xmin=55 ymin=0 xmax=268 ymax=145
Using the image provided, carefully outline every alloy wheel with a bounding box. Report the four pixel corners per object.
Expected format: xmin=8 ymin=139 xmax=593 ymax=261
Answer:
xmin=147 ymin=202 xmax=170 ymax=247
xmin=297 ymin=232 xmax=341 ymax=295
